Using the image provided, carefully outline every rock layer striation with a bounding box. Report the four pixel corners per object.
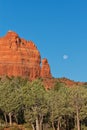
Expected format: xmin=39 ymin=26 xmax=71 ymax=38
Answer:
xmin=0 ymin=31 xmax=52 ymax=80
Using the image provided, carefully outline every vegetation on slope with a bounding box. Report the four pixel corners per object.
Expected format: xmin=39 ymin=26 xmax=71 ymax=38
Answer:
xmin=0 ymin=76 xmax=87 ymax=130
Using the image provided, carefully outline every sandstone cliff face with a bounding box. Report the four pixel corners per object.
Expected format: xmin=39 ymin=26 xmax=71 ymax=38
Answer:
xmin=0 ymin=31 xmax=52 ymax=80
xmin=41 ymin=58 xmax=52 ymax=78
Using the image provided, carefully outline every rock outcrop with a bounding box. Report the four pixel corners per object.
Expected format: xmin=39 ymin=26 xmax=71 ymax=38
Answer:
xmin=0 ymin=31 xmax=52 ymax=80
xmin=41 ymin=58 xmax=52 ymax=78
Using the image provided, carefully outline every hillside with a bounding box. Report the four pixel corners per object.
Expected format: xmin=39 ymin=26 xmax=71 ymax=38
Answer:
xmin=0 ymin=31 xmax=86 ymax=88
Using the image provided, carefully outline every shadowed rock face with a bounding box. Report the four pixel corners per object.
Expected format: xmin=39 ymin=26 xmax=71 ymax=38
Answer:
xmin=0 ymin=31 xmax=52 ymax=80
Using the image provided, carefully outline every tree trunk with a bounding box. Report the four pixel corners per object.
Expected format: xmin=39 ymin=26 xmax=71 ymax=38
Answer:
xmin=36 ymin=116 xmax=40 ymax=130
xmin=31 ymin=123 xmax=35 ymax=130
xmin=14 ymin=114 xmax=18 ymax=124
xmin=52 ymin=121 xmax=55 ymax=130
xmin=9 ymin=113 xmax=12 ymax=126
xmin=39 ymin=116 xmax=43 ymax=130
xmin=4 ymin=113 xmax=7 ymax=125
xmin=65 ymin=116 xmax=69 ymax=130
xmin=75 ymin=116 xmax=77 ymax=130
xmin=57 ymin=120 xmax=60 ymax=130
xmin=76 ymin=107 xmax=80 ymax=130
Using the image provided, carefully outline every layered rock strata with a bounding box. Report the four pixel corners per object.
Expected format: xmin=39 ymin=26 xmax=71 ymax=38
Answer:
xmin=0 ymin=31 xmax=52 ymax=80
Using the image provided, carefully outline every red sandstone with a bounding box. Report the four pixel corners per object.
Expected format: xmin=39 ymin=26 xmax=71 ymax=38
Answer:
xmin=0 ymin=31 xmax=52 ymax=80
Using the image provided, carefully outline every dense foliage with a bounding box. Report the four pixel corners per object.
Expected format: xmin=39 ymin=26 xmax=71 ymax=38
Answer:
xmin=0 ymin=76 xmax=87 ymax=130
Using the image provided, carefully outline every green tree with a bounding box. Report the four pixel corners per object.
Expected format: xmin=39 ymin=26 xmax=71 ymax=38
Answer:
xmin=69 ymin=85 xmax=87 ymax=130
xmin=22 ymin=79 xmax=48 ymax=130
xmin=47 ymin=82 xmax=71 ymax=130
xmin=0 ymin=76 xmax=23 ymax=125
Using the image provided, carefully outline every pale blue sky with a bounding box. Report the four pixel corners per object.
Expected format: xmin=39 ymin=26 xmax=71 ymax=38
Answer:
xmin=0 ymin=0 xmax=87 ymax=82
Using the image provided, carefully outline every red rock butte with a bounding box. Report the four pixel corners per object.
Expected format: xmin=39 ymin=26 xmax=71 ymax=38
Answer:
xmin=0 ymin=31 xmax=52 ymax=80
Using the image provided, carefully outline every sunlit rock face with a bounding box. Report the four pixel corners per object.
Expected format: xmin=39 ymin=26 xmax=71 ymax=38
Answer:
xmin=41 ymin=58 xmax=52 ymax=78
xmin=0 ymin=31 xmax=52 ymax=80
